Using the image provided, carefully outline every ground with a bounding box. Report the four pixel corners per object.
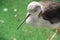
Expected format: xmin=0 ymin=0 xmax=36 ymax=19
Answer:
xmin=0 ymin=0 xmax=60 ymax=40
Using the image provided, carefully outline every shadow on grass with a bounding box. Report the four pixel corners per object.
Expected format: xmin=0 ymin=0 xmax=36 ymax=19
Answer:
xmin=0 ymin=37 xmax=8 ymax=40
xmin=0 ymin=33 xmax=8 ymax=40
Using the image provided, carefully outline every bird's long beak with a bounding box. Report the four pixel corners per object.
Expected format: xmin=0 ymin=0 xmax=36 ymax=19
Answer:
xmin=16 ymin=14 xmax=31 ymax=30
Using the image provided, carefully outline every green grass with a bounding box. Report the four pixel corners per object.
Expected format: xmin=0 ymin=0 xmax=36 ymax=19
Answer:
xmin=0 ymin=0 xmax=60 ymax=40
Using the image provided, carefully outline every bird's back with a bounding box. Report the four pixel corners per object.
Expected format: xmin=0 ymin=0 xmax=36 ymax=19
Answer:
xmin=39 ymin=1 xmax=60 ymax=24
xmin=39 ymin=1 xmax=60 ymax=12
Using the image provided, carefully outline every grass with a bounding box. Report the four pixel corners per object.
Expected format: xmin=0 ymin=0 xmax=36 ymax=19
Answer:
xmin=0 ymin=0 xmax=60 ymax=40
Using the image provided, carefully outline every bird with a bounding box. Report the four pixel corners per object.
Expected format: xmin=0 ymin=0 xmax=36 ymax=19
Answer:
xmin=17 ymin=0 xmax=60 ymax=40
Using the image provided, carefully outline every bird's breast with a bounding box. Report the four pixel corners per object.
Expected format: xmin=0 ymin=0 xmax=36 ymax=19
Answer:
xmin=26 ymin=16 xmax=59 ymax=28
xmin=26 ymin=15 xmax=41 ymax=26
xmin=26 ymin=15 xmax=50 ymax=27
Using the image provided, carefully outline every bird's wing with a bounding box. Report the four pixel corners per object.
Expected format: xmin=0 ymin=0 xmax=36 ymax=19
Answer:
xmin=42 ymin=2 xmax=60 ymax=24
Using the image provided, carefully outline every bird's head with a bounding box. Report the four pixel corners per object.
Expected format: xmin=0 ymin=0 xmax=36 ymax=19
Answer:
xmin=27 ymin=1 xmax=42 ymax=16
xmin=16 ymin=1 xmax=42 ymax=30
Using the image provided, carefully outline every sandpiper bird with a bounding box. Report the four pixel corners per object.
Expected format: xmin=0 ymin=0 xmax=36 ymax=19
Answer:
xmin=17 ymin=0 xmax=60 ymax=40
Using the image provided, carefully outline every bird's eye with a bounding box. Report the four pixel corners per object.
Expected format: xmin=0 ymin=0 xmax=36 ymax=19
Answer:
xmin=34 ymin=9 xmax=37 ymax=12
xmin=34 ymin=6 xmax=41 ymax=12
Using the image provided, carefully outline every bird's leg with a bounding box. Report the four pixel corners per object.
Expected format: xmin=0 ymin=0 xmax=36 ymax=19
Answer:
xmin=47 ymin=29 xmax=50 ymax=40
xmin=48 ymin=31 xmax=50 ymax=40
xmin=50 ymin=28 xmax=60 ymax=40
xmin=46 ymin=27 xmax=50 ymax=40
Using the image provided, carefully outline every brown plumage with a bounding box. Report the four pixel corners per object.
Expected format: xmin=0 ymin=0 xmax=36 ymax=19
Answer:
xmin=38 ymin=1 xmax=60 ymax=24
